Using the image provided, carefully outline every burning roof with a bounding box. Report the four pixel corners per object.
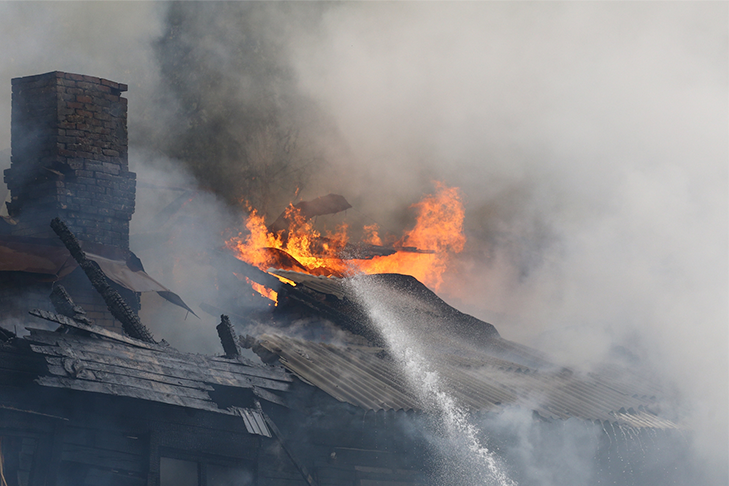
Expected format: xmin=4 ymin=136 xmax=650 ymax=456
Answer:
xmin=204 ymin=187 xmax=679 ymax=430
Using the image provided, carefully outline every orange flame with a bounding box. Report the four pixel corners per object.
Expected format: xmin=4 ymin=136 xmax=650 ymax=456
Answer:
xmin=357 ymin=182 xmax=465 ymax=290
xmin=245 ymin=277 xmax=278 ymax=304
xmin=362 ymin=224 xmax=382 ymax=246
xmin=228 ymin=183 xmax=465 ymax=291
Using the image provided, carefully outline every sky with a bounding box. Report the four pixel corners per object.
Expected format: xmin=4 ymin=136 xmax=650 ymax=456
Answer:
xmin=0 ymin=2 xmax=726 ymax=483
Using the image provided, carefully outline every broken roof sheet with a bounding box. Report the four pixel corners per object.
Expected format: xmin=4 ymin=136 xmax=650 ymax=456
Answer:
xmin=258 ymin=334 xmax=676 ymax=429
xmin=268 ymin=194 xmax=352 ymax=234
xmin=0 ymin=235 xmax=195 ymax=315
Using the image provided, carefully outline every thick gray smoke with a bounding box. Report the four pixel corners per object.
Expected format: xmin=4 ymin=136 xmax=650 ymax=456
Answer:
xmin=0 ymin=2 xmax=726 ymax=484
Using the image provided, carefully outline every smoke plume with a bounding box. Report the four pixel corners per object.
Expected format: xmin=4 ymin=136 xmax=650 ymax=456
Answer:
xmin=0 ymin=2 xmax=726 ymax=484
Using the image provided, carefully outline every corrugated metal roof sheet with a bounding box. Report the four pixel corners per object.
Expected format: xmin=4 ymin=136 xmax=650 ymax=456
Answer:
xmin=233 ymin=407 xmax=272 ymax=437
xmin=259 ymin=334 xmax=675 ymax=429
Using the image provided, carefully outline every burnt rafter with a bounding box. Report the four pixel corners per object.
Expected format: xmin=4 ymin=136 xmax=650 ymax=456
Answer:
xmin=50 ymin=218 xmax=155 ymax=343
xmin=49 ymin=285 xmax=92 ymax=324
xmin=217 ymin=314 xmax=240 ymax=358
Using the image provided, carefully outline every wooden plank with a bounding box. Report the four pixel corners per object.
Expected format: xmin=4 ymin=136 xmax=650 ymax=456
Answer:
xmin=43 ymin=364 xmax=213 ymax=401
xmin=29 ymin=309 xmax=160 ymax=350
xmin=36 ymin=376 xmax=228 ymax=414
xmin=44 ymin=356 xmax=215 ymax=392
xmin=30 ymin=343 xmax=291 ymax=392
xmin=26 ymin=331 xmax=292 ymax=383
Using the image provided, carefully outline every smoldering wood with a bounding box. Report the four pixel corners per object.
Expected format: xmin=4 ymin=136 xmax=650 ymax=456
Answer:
xmin=215 ymin=249 xmax=283 ymax=291
xmin=49 ymin=285 xmax=90 ymax=324
xmin=216 ymin=314 xmax=240 ymax=358
xmin=49 ymin=218 xmax=155 ymax=343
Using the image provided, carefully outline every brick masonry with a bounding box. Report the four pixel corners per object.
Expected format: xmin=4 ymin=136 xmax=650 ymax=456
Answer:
xmin=5 ymin=71 xmax=135 ymax=249
xmin=2 ymin=71 xmax=140 ymax=332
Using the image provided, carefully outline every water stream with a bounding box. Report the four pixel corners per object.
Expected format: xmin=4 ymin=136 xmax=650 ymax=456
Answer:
xmin=350 ymin=277 xmax=517 ymax=486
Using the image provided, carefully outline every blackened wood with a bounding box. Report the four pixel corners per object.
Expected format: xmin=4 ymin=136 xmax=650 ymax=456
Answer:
xmin=29 ymin=309 xmax=158 ymax=350
xmin=25 ymin=329 xmax=292 ymax=382
xmin=279 ymin=288 xmax=384 ymax=346
xmin=49 ymin=285 xmax=91 ymax=324
xmin=217 ymin=315 xmax=240 ymax=358
xmin=30 ymin=343 xmax=287 ymax=392
xmin=60 ymin=443 xmax=144 ymax=474
xmin=50 ymin=218 xmax=155 ymax=342
xmin=144 ymin=431 xmax=160 ymax=486
xmin=44 ymin=356 xmax=215 ymax=392
xmin=26 ymin=336 xmax=292 ymax=388
xmin=43 ymin=363 xmax=214 ymax=401
xmin=216 ymin=250 xmax=284 ymax=290
xmin=36 ymin=376 xmax=224 ymax=413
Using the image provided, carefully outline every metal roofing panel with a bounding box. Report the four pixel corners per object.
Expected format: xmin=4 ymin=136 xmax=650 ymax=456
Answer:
xmin=234 ymin=407 xmax=272 ymax=437
xmin=259 ymin=334 xmax=676 ymax=429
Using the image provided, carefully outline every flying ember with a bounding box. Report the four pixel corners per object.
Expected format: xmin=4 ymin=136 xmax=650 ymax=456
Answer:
xmin=227 ymin=182 xmax=466 ymax=291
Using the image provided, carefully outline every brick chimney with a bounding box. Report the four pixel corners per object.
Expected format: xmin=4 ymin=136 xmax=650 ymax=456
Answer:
xmin=1 ymin=71 xmax=139 ymax=332
xmin=5 ymin=71 xmax=135 ymax=248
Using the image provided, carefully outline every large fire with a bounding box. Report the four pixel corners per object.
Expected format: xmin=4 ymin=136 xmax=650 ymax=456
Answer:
xmin=227 ymin=182 xmax=465 ymax=292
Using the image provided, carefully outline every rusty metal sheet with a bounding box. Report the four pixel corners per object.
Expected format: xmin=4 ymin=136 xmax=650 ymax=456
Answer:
xmin=0 ymin=236 xmax=75 ymax=278
xmin=0 ymin=235 xmax=195 ymax=315
xmin=86 ymin=253 xmax=168 ymax=293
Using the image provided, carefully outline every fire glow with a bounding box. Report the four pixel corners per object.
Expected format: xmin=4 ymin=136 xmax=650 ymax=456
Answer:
xmin=228 ymin=183 xmax=466 ymax=291
xmin=245 ymin=277 xmax=278 ymax=304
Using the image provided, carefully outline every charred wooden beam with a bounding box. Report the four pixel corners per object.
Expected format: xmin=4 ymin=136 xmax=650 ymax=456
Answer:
xmin=215 ymin=250 xmax=283 ymax=291
xmin=29 ymin=309 xmax=159 ymax=350
xmin=49 ymin=285 xmax=92 ymax=324
xmin=50 ymin=218 xmax=155 ymax=343
xmin=216 ymin=315 xmax=240 ymax=358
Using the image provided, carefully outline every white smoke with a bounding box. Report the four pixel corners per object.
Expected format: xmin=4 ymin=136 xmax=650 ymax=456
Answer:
xmin=0 ymin=2 xmax=725 ymax=483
